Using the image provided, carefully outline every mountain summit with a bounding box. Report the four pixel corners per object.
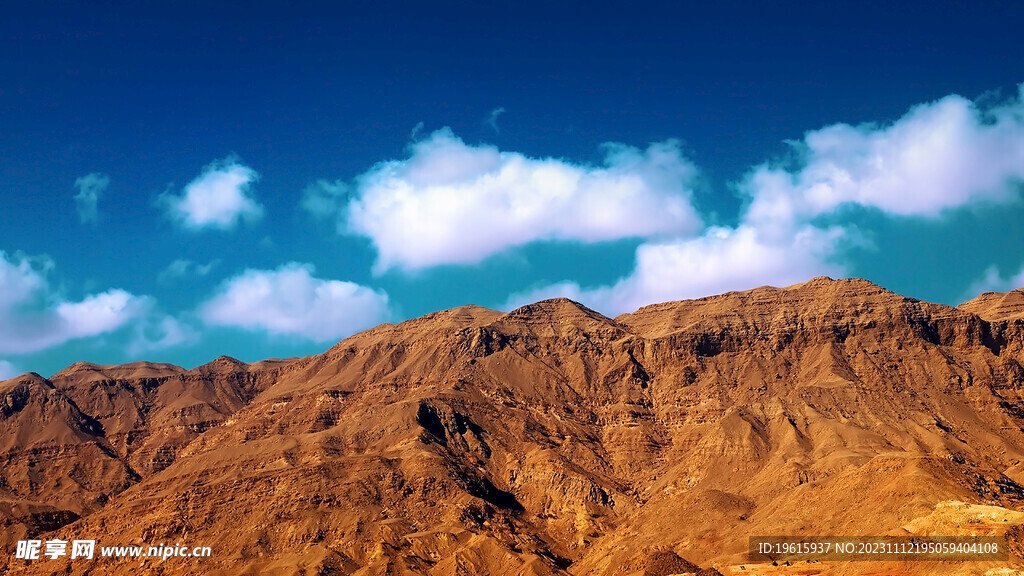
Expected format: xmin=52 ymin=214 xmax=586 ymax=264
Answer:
xmin=3 ymin=277 xmax=1024 ymax=575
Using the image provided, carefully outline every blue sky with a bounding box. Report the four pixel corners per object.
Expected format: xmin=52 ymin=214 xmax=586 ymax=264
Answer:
xmin=1 ymin=1 xmax=1023 ymax=377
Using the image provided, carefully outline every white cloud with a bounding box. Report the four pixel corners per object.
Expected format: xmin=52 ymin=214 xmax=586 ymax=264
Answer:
xmin=0 ymin=252 xmax=50 ymax=309
xmin=316 ymin=129 xmax=704 ymax=273
xmin=73 ymin=172 xmax=110 ymax=223
xmin=965 ymin=265 xmax=1024 ymax=298
xmin=127 ymin=316 xmax=198 ymax=355
xmin=199 ymin=263 xmax=390 ymax=341
xmin=744 ymin=87 xmax=1024 ymax=222
xmin=0 ymin=251 xmax=152 ymax=354
xmin=55 ymin=290 xmax=150 ymax=339
xmin=158 ymin=258 xmax=219 ymax=283
xmin=0 ymin=360 xmax=19 ymax=381
xmin=507 ymin=225 xmax=847 ymax=315
xmin=160 ymin=158 xmax=263 ymax=230
xmin=510 ymin=85 xmax=1024 ymax=314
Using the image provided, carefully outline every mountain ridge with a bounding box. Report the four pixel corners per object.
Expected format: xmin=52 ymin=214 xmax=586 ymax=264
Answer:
xmin=3 ymin=276 xmax=1024 ymax=575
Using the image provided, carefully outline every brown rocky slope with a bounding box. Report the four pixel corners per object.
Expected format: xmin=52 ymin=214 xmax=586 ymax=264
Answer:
xmin=2 ymin=277 xmax=1024 ymax=575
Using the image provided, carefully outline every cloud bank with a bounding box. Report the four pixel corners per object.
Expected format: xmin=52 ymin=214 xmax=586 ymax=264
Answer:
xmin=73 ymin=172 xmax=110 ymax=223
xmin=199 ymin=263 xmax=390 ymax=341
xmin=307 ymin=128 xmax=704 ymax=273
xmin=161 ymin=158 xmax=263 ymax=230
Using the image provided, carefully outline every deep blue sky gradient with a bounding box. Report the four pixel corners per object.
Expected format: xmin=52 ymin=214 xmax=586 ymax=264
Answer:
xmin=1 ymin=1 xmax=1023 ymax=375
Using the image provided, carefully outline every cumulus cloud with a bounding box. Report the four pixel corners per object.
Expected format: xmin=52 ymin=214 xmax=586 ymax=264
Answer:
xmin=73 ymin=172 xmax=110 ymax=223
xmin=311 ymin=128 xmax=704 ymax=273
xmin=160 ymin=157 xmax=263 ymax=230
xmin=744 ymin=87 xmax=1024 ymax=224
xmin=511 ymin=85 xmax=1024 ymax=314
xmin=0 ymin=251 xmax=153 ymax=354
xmin=199 ymin=263 xmax=390 ymax=341
xmin=56 ymin=290 xmax=149 ymax=339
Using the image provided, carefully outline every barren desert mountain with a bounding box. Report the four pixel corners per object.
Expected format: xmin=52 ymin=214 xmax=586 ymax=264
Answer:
xmin=3 ymin=277 xmax=1024 ymax=575
xmin=960 ymin=288 xmax=1024 ymax=322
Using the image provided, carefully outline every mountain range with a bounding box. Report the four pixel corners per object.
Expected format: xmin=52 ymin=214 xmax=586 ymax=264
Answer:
xmin=3 ymin=277 xmax=1024 ymax=575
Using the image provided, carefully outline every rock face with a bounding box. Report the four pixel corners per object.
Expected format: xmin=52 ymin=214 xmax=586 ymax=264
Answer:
xmin=3 ymin=277 xmax=1024 ymax=575
xmin=960 ymin=288 xmax=1024 ymax=322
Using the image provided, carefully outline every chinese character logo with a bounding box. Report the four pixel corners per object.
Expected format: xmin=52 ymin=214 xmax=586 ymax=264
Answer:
xmin=71 ymin=539 xmax=95 ymax=560
xmin=15 ymin=540 xmax=41 ymax=560
xmin=44 ymin=539 xmax=68 ymax=560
